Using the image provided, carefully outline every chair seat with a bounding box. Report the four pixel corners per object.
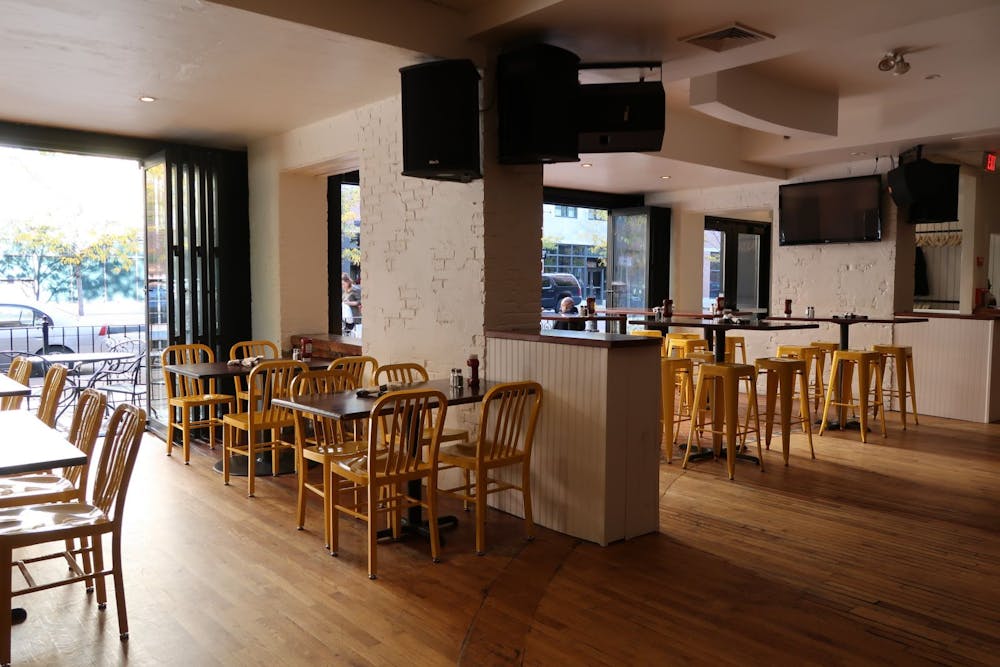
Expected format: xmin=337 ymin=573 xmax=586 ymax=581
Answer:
xmin=223 ymin=411 xmax=295 ymax=432
xmin=0 ymin=474 xmax=74 ymax=498
xmin=439 ymin=441 xmax=526 ymax=468
xmin=334 ymin=453 xmax=430 ymax=478
xmin=303 ymin=439 xmax=366 ymax=461
xmin=169 ymin=393 xmax=234 ymax=408
xmin=0 ymin=502 xmax=108 ymax=537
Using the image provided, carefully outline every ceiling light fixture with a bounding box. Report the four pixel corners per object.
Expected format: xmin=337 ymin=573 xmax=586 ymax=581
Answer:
xmin=581 ymin=162 xmax=593 ymax=168
xmin=877 ymin=51 xmax=910 ymax=76
xmin=660 ymin=175 xmax=671 ymax=180
xmin=138 ymin=95 xmax=156 ymax=103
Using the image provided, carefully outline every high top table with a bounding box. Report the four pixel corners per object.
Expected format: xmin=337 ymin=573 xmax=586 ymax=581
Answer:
xmin=764 ymin=315 xmax=929 ymax=429
xmin=629 ymin=318 xmax=820 ymax=363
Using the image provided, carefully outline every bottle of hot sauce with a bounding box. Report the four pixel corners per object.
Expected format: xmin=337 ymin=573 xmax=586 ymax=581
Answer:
xmin=467 ymin=353 xmax=480 ymax=389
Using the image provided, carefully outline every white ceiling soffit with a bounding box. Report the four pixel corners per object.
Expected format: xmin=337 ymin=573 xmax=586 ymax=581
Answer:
xmin=690 ymin=67 xmax=838 ymax=138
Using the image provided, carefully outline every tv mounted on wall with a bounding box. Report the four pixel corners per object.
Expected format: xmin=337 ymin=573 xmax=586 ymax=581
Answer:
xmin=779 ymin=175 xmax=883 ymax=246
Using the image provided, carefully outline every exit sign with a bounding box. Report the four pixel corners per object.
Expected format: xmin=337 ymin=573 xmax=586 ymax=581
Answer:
xmin=986 ymin=151 xmax=998 ymax=172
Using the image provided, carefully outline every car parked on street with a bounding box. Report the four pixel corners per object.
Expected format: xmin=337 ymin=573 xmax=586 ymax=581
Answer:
xmin=0 ymin=301 xmax=108 ymax=355
xmin=540 ymin=273 xmax=583 ymax=311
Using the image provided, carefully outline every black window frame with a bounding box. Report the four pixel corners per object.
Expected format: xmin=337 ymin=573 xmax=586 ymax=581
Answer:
xmin=704 ymin=216 xmax=771 ymax=313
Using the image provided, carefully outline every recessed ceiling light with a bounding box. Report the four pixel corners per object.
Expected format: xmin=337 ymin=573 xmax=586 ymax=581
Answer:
xmin=850 ymin=151 xmax=866 ymax=157
xmin=925 ymin=73 xmax=941 ymax=80
xmin=581 ymin=162 xmax=592 ymax=168
xmin=660 ymin=175 xmax=671 ymax=180
xmin=138 ymin=96 xmax=156 ymax=103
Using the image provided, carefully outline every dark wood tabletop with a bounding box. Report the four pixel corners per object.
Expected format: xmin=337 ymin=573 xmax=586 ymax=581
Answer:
xmin=0 ymin=375 xmax=31 ymax=398
xmin=630 ymin=318 xmax=820 ymax=362
xmin=273 ymin=378 xmax=500 ymax=421
xmin=165 ymin=357 xmax=333 ymax=380
xmin=0 ymin=411 xmax=86 ymax=475
xmin=763 ymin=314 xmax=928 ymax=349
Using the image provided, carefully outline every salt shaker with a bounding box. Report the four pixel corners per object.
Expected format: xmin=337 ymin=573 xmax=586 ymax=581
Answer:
xmin=806 ymin=306 xmax=815 ymax=319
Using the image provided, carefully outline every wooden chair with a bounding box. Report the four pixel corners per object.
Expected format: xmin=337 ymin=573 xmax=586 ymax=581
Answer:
xmin=229 ymin=340 xmax=279 ymax=411
xmin=222 ymin=360 xmax=307 ymax=497
xmin=1 ymin=356 xmax=31 ymax=412
xmin=329 ymin=388 xmax=448 ymax=579
xmin=328 ymin=355 xmax=378 ymax=388
xmin=35 ymin=363 xmax=68 ymax=428
xmin=162 ymin=344 xmax=236 ymax=465
xmin=437 ymin=381 xmax=543 ymax=555
xmin=290 ymin=369 xmax=364 ymax=553
xmin=375 ymin=363 xmax=468 ymax=445
xmin=0 ymin=389 xmax=107 ymax=508
xmin=0 ymin=403 xmax=147 ymax=666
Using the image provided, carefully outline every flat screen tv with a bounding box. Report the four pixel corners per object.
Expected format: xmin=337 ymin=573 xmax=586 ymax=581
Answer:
xmin=779 ymin=175 xmax=882 ymax=246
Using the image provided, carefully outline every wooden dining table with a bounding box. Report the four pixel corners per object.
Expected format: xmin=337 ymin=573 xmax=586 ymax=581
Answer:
xmin=273 ymin=378 xmax=500 ymax=539
xmin=0 ymin=376 xmax=31 ymax=401
xmin=0 ymin=411 xmax=86 ymax=475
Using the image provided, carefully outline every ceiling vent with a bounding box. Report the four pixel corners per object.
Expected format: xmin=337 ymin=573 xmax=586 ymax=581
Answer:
xmin=680 ymin=22 xmax=774 ymax=52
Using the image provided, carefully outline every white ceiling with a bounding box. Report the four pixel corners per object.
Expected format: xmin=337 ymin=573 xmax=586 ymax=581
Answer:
xmin=1 ymin=0 xmax=998 ymax=196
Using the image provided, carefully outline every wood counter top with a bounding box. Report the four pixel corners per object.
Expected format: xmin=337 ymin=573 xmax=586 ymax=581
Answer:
xmin=898 ymin=310 xmax=1000 ymax=321
xmin=485 ymin=329 xmax=661 ymax=349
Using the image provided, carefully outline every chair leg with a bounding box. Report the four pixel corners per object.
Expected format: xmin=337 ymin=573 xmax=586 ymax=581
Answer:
xmin=1 ymin=546 xmax=11 ymax=667
xmin=724 ymin=379 xmax=738 ymax=480
xmin=874 ymin=363 xmax=887 ymax=438
xmin=222 ymin=424 xmax=231 ymax=486
xmin=778 ymin=368 xmax=793 ymax=466
xmin=247 ymin=431 xmax=256 ymax=498
xmin=764 ymin=370 xmax=777 ymax=450
xmin=181 ymin=410 xmax=192 ymax=465
xmin=522 ymin=463 xmax=534 ymax=543
xmin=296 ymin=451 xmax=307 ymax=531
xmin=323 ymin=462 xmax=333 ymax=552
xmin=426 ymin=475 xmax=441 ymax=564
xmin=475 ymin=469 xmax=487 ymax=555
xmin=111 ymin=531 xmax=129 ymax=640
xmin=907 ymin=354 xmax=919 ymax=426
xmin=857 ymin=362 xmax=870 ymax=444
xmin=367 ymin=482 xmax=378 ymax=579
xmin=818 ymin=358 xmax=837 ymax=436
xmin=93 ymin=535 xmax=108 ymax=609
xmin=798 ymin=371 xmax=815 ymax=459
xmin=165 ymin=410 xmax=173 ymax=457
xmin=682 ymin=376 xmax=708 ymax=469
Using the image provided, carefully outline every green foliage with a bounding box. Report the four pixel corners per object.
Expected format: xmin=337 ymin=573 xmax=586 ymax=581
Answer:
xmin=0 ymin=223 xmax=142 ymax=305
xmin=341 ymin=184 xmax=361 ymax=267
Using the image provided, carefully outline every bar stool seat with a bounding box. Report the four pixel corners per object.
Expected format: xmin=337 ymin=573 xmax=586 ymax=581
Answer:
xmin=683 ymin=362 xmax=762 ymax=480
xmin=754 ymin=357 xmax=815 ymax=465
xmin=871 ymin=344 xmax=918 ymax=429
xmin=819 ymin=350 xmax=886 ymax=443
xmin=661 ymin=357 xmax=693 ymax=462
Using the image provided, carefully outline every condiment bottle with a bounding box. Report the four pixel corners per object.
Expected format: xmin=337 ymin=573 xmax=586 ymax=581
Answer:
xmin=716 ymin=294 xmax=725 ymax=315
xmin=467 ymin=353 xmax=480 ymax=389
xmin=300 ymin=337 xmax=313 ymax=361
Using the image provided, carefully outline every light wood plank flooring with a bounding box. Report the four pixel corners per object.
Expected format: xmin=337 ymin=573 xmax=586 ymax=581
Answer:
xmin=9 ymin=411 xmax=1000 ymax=665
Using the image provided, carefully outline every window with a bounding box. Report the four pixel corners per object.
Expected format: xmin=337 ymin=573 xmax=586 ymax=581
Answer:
xmin=554 ymin=205 xmax=577 ymax=218
xmin=703 ymin=217 xmax=770 ymax=313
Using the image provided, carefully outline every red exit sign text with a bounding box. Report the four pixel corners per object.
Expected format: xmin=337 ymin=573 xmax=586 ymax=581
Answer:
xmin=986 ymin=151 xmax=998 ymax=172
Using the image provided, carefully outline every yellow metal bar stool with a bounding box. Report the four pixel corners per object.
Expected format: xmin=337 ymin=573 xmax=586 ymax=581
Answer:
xmin=819 ymin=350 xmax=887 ymax=443
xmin=811 ymin=341 xmax=839 ymax=394
xmin=666 ymin=337 xmax=709 ymax=359
xmin=754 ymin=357 xmax=815 ymax=465
xmin=871 ymin=344 xmax=918 ymax=429
xmin=661 ymin=357 xmax=693 ymax=462
xmin=725 ymin=336 xmax=747 ymax=363
xmin=631 ymin=329 xmax=666 ymax=356
xmin=683 ymin=362 xmax=763 ymax=480
xmin=776 ymin=344 xmax=825 ymax=412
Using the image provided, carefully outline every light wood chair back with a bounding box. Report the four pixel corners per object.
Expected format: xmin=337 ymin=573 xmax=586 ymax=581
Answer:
xmin=161 ymin=343 xmax=235 ymax=464
xmin=222 ymin=360 xmax=307 ymax=496
xmin=329 ymin=355 xmax=378 ymax=388
xmin=437 ymin=381 xmax=543 ymax=554
xmin=62 ymin=388 xmax=108 ymax=494
xmin=0 ymin=403 xmax=147 ymax=665
xmin=290 ymin=369 xmax=362 ymax=552
xmin=162 ymin=343 xmax=218 ymax=399
xmin=229 ymin=340 xmax=279 ymax=409
xmin=1 ymin=356 xmax=31 ymax=411
xmin=36 ymin=363 xmax=68 ymax=427
xmin=375 ymin=362 xmax=429 ymax=385
xmin=329 ymin=388 xmax=448 ymax=578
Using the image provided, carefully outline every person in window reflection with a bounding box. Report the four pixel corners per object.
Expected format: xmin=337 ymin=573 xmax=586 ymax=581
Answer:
xmin=341 ymin=273 xmax=361 ymax=333
xmin=553 ymin=296 xmax=585 ymax=331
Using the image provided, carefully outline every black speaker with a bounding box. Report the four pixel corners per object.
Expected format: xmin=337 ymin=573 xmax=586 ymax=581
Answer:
xmin=578 ymin=82 xmax=666 ymax=153
xmin=887 ymin=159 xmax=960 ymax=223
xmin=400 ymin=59 xmax=481 ymax=183
xmin=497 ymin=43 xmax=580 ymax=164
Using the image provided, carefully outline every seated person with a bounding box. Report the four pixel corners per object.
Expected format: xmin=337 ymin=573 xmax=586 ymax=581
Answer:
xmin=553 ymin=296 xmax=585 ymax=331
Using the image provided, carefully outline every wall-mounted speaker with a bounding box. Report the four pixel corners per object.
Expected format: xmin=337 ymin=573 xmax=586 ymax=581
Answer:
xmin=887 ymin=158 xmax=960 ymax=223
xmin=497 ymin=43 xmax=580 ymax=164
xmin=578 ymin=82 xmax=665 ymax=153
xmin=400 ymin=59 xmax=481 ymax=183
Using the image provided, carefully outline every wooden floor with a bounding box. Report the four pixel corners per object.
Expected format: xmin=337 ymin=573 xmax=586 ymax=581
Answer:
xmin=10 ymin=410 xmax=1000 ymax=666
